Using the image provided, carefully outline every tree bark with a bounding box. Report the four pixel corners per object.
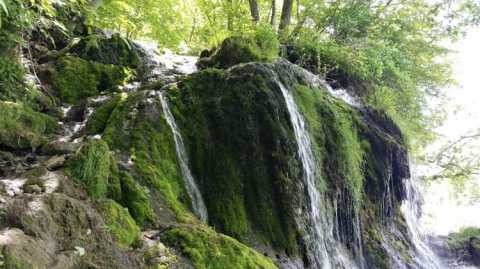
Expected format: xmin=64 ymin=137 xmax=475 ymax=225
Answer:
xmin=270 ymin=0 xmax=276 ymax=26
xmin=227 ymin=0 xmax=234 ymax=31
xmin=279 ymin=0 xmax=293 ymax=30
xmin=248 ymin=0 xmax=260 ymax=24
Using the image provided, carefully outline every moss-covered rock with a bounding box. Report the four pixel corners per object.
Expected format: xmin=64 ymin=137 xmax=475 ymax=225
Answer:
xmin=169 ymin=65 xmax=302 ymax=253
xmin=446 ymin=227 xmax=480 ymax=265
xmin=49 ymin=56 xmax=132 ymax=104
xmin=117 ymin=171 xmax=156 ymax=227
xmin=86 ymin=94 xmax=124 ymax=135
xmin=0 ymin=101 xmax=57 ymax=150
xmin=198 ymin=36 xmax=278 ymax=69
xmin=283 ymin=42 xmax=369 ymax=96
xmin=71 ymin=33 xmax=141 ymax=68
xmin=169 ymin=59 xmax=411 ymax=267
xmin=447 ymin=227 xmax=480 ymax=249
xmin=0 ymin=229 xmax=51 ymax=269
xmin=293 ymin=84 xmax=365 ymax=204
xmin=98 ymin=200 xmax=141 ymax=248
xmin=90 ymin=90 xmax=193 ymax=224
xmin=0 ymin=193 xmax=143 ymax=269
xmin=161 ymin=225 xmax=277 ymax=269
xmin=67 ymin=139 xmax=116 ymax=199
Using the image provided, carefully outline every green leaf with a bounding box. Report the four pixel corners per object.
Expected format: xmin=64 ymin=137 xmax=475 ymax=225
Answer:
xmin=0 ymin=0 xmax=8 ymax=16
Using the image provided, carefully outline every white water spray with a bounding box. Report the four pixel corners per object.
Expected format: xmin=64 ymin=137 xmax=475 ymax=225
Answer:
xmin=134 ymin=41 xmax=198 ymax=82
xmin=402 ymin=168 xmax=445 ymax=269
xmin=158 ymin=91 xmax=208 ymax=222
xmin=278 ymin=80 xmax=363 ymax=269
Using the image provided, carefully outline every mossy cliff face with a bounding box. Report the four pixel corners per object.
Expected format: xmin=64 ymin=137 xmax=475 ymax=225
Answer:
xmin=166 ymin=57 xmax=414 ymax=267
xmin=77 ymin=89 xmax=280 ymax=268
xmin=168 ymin=65 xmax=302 ymax=256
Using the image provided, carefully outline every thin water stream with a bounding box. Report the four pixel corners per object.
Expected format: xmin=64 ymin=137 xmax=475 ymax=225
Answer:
xmin=158 ymin=91 xmax=208 ymax=222
xmin=278 ymin=80 xmax=361 ymax=269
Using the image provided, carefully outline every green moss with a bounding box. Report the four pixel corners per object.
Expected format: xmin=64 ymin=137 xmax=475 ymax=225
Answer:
xmin=106 ymin=155 xmax=123 ymax=202
xmin=446 ymin=227 xmax=480 ymax=249
xmin=1 ymin=252 xmax=36 ymax=269
xmin=50 ymin=56 xmax=133 ymax=104
xmin=99 ymin=91 xmax=192 ymax=222
xmin=67 ymin=139 xmax=113 ymax=199
xmin=22 ymin=177 xmax=46 ymax=193
xmin=161 ymin=225 xmax=277 ymax=269
xmin=72 ymin=33 xmax=140 ymax=67
xmin=86 ymin=94 xmax=124 ymax=135
xmin=99 ymin=200 xmax=141 ymax=248
xmin=293 ymin=85 xmax=365 ymax=205
xmin=199 ymin=36 xmax=278 ymax=69
xmin=118 ymin=171 xmax=156 ymax=226
xmin=0 ymin=101 xmax=57 ymax=150
xmin=170 ymin=66 xmax=300 ymax=253
xmin=0 ymin=53 xmax=56 ymax=112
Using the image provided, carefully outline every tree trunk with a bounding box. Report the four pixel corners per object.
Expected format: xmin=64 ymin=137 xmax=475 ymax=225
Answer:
xmin=227 ymin=0 xmax=234 ymax=31
xmin=270 ymin=0 xmax=276 ymax=26
xmin=279 ymin=0 xmax=293 ymax=30
xmin=248 ymin=0 xmax=260 ymax=23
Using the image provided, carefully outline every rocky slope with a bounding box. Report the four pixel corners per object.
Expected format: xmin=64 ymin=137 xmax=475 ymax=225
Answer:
xmin=0 ymin=3 xmax=437 ymax=269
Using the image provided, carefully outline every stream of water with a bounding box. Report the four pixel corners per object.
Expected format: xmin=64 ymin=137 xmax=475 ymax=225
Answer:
xmin=402 ymin=175 xmax=445 ymax=269
xmin=278 ymin=80 xmax=362 ymax=269
xmin=158 ymin=91 xmax=208 ymax=223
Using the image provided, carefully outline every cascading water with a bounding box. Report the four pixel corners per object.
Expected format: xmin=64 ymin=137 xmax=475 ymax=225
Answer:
xmin=278 ymin=80 xmax=361 ymax=269
xmin=402 ymin=168 xmax=445 ymax=269
xmin=158 ymin=91 xmax=208 ymax=222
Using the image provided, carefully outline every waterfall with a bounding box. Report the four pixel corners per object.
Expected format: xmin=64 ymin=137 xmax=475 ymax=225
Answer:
xmin=401 ymin=167 xmax=445 ymax=269
xmin=277 ymin=80 xmax=332 ymax=268
xmin=278 ymin=80 xmax=364 ymax=269
xmin=158 ymin=91 xmax=208 ymax=222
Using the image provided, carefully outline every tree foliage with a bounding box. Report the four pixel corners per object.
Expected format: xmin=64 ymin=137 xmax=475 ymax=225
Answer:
xmin=425 ymin=129 xmax=480 ymax=186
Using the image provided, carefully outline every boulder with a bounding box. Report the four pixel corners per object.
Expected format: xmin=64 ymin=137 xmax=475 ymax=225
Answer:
xmin=45 ymin=155 xmax=66 ymax=171
xmin=41 ymin=141 xmax=79 ymax=155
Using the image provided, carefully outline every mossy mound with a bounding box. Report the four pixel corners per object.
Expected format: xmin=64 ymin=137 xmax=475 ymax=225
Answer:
xmin=169 ymin=64 xmax=302 ymax=253
xmin=67 ymin=139 xmax=118 ymax=200
xmin=98 ymin=200 xmax=141 ymax=248
xmin=85 ymin=93 xmax=124 ymax=135
xmin=49 ymin=56 xmax=133 ymax=104
xmin=447 ymin=227 xmax=480 ymax=249
xmin=0 ymin=101 xmax=57 ymax=150
xmin=116 ymin=171 xmax=156 ymax=227
xmin=85 ymin=90 xmax=193 ymax=225
xmin=161 ymin=225 xmax=277 ymax=269
xmin=446 ymin=227 xmax=480 ymax=265
xmin=71 ymin=33 xmax=141 ymax=67
xmin=66 ymin=138 xmax=155 ymax=226
xmin=198 ymin=36 xmax=278 ymax=69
